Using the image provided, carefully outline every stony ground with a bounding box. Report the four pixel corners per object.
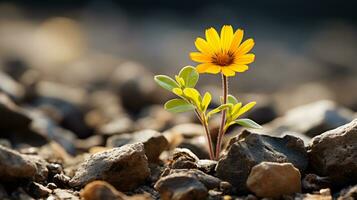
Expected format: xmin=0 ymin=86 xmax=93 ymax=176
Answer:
xmin=0 ymin=62 xmax=356 ymax=200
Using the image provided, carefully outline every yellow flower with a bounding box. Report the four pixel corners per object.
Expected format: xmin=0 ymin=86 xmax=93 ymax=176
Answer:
xmin=190 ymin=25 xmax=255 ymax=77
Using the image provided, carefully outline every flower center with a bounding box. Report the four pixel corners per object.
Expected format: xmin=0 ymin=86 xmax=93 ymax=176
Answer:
xmin=211 ymin=51 xmax=235 ymax=66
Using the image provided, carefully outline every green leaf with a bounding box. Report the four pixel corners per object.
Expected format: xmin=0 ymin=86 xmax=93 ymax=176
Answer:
xmin=207 ymin=103 xmax=232 ymax=118
xmin=172 ymin=88 xmax=183 ymax=96
xmin=230 ymin=103 xmax=243 ymax=119
xmin=178 ymin=66 xmax=199 ymax=88
xmin=183 ymin=88 xmax=201 ymax=107
xmin=232 ymin=118 xmax=262 ymax=129
xmin=201 ymin=92 xmax=212 ymax=112
xmin=232 ymin=102 xmax=256 ymax=119
xmin=154 ymin=75 xmax=179 ymax=91
xmin=175 ymin=75 xmax=185 ymax=87
xmin=164 ymin=99 xmax=195 ymax=113
xmin=227 ymin=95 xmax=238 ymax=104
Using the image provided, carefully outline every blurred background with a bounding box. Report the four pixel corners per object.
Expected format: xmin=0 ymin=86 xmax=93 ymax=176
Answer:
xmin=0 ymin=0 xmax=356 ymax=116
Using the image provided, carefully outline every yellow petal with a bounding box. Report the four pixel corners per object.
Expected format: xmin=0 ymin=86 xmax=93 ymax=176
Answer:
xmin=221 ymin=67 xmax=235 ymax=77
xmin=234 ymin=102 xmax=256 ymax=119
xmin=229 ymin=29 xmax=244 ymax=53
xmin=205 ymin=65 xmax=221 ymax=74
xmin=229 ymin=64 xmax=249 ymax=72
xmin=196 ymin=63 xmax=212 ymax=73
xmin=220 ymin=25 xmax=233 ymax=53
xmin=195 ymin=37 xmax=213 ymax=55
xmin=205 ymin=27 xmax=221 ymax=52
xmin=234 ymin=54 xmax=255 ymax=65
xmin=236 ymin=38 xmax=254 ymax=56
xmin=190 ymin=52 xmax=211 ymax=63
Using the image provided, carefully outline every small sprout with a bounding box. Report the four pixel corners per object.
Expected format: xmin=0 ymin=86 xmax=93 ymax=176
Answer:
xmin=154 ymin=25 xmax=260 ymax=160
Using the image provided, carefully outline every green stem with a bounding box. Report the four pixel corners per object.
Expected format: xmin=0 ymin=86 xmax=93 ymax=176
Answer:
xmin=215 ymin=74 xmax=228 ymax=159
xmin=194 ymin=109 xmax=215 ymax=160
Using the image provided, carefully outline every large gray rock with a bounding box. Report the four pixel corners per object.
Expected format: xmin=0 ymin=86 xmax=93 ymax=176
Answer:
xmin=264 ymin=100 xmax=354 ymax=137
xmin=0 ymin=93 xmax=32 ymax=130
xmin=247 ymin=162 xmax=301 ymax=198
xmin=69 ymin=143 xmax=150 ymax=191
xmin=308 ymin=119 xmax=357 ymax=187
xmin=0 ymin=93 xmax=48 ymax=146
xmin=0 ymin=145 xmax=48 ymax=182
xmin=216 ymin=130 xmax=307 ymax=193
xmin=107 ymin=129 xmax=168 ymax=163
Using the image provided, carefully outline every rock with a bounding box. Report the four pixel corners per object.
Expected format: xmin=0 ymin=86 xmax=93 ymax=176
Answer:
xmin=338 ymin=185 xmax=357 ymax=200
xmin=216 ymin=130 xmax=308 ymax=193
xmin=0 ymin=139 xmax=11 ymax=148
xmin=107 ymin=129 xmax=168 ymax=162
xmin=132 ymin=185 xmax=159 ymax=200
xmin=25 ymin=155 xmax=49 ymax=182
xmin=35 ymin=80 xmax=87 ymax=106
xmin=241 ymin=93 xmax=277 ymax=125
xmin=31 ymin=96 xmax=92 ymax=138
xmin=0 ymin=72 xmax=25 ymax=101
xmin=51 ymin=189 xmax=80 ymax=200
xmin=10 ymin=188 xmax=35 ymax=200
xmin=136 ymin=105 xmax=174 ymax=131
xmin=170 ymin=148 xmax=199 ymax=170
xmin=280 ymin=131 xmax=312 ymax=146
xmin=47 ymin=183 xmax=57 ymax=190
xmin=0 ymin=95 xmax=49 ymax=147
xmin=163 ymin=169 xmax=223 ymax=190
xmin=296 ymin=188 xmax=332 ymax=200
xmin=110 ymin=61 xmax=162 ymax=112
xmin=76 ymin=135 xmax=104 ymax=152
xmin=47 ymin=163 xmax=63 ymax=176
xmin=246 ymin=162 xmax=301 ymax=198
xmin=80 ymin=180 xmax=126 ymax=200
xmin=197 ymin=159 xmax=217 ymax=175
xmin=149 ymin=163 xmax=165 ymax=183
xmin=178 ymin=136 xmax=210 ymax=159
xmin=0 ymin=184 xmax=8 ymax=199
xmin=302 ymin=174 xmax=330 ymax=192
xmin=165 ymin=123 xmax=204 ymax=138
xmin=264 ymin=100 xmax=354 ymax=137
xmin=89 ymin=146 xmax=110 ymax=154
xmin=308 ymin=119 xmax=357 ymax=188
xmin=53 ymin=173 xmax=71 ymax=188
xmin=98 ymin=117 xmax=133 ymax=136
xmin=29 ymin=110 xmax=78 ymax=155
xmin=69 ymin=143 xmax=150 ymax=191
xmin=37 ymin=141 xmax=72 ymax=163
xmin=154 ymin=171 xmax=208 ymax=200
xmin=273 ymin=83 xmax=335 ymax=113
xmin=86 ymin=90 xmax=126 ymax=128
xmin=0 ymin=145 xmax=39 ymax=181
xmin=25 ymin=182 xmax=52 ymax=198
xmin=0 ymin=92 xmax=32 ymax=130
